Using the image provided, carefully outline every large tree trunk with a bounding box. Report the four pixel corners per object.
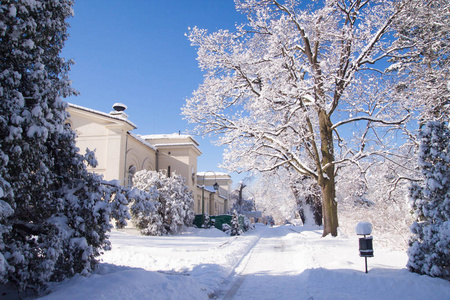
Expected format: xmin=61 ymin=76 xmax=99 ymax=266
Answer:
xmin=320 ymin=177 xmax=338 ymax=236
xmin=318 ymin=110 xmax=339 ymax=237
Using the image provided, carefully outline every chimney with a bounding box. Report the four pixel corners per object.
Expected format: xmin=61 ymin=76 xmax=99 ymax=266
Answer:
xmin=110 ymin=103 xmax=129 ymax=119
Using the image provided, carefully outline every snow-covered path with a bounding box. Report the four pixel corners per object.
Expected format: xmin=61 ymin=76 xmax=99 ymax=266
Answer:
xmin=21 ymin=224 xmax=449 ymax=300
xmin=218 ymin=225 xmax=450 ymax=300
xmin=222 ymin=226 xmax=309 ymax=299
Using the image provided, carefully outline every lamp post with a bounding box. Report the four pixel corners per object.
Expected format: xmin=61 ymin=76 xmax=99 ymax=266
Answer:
xmin=201 ymin=171 xmax=219 ymax=225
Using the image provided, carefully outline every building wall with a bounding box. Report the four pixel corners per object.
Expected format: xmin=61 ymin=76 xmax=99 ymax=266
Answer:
xmin=124 ymin=136 xmax=157 ymax=186
xmin=68 ymin=107 xmax=133 ymax=183
xmin=195 ymin=187 xmax=229 ymax=216
xmin=197 ymin=173 xmax=232 ymax=214
xmin=156 ymin=146 xmax=198 ymax=206
xmin=68 ymin=104 xmax=234 ymax=220
xmin=68 ymin=105 xmax=202 ymax=204
xmin=142 ymin=135 xmax=202 ymax=210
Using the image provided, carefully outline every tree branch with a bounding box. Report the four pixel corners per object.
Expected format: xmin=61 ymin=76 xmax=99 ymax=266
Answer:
xmin=331 ymin=114 xmax=410 ymax=130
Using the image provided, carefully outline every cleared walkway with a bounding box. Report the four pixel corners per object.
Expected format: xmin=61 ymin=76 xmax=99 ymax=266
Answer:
xmin=221 ymin=226 xmax=323 ymax=300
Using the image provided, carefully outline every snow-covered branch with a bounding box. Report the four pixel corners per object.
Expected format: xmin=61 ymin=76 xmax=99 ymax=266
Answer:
xmin=331 ymin=114 xmax=410 ymax=130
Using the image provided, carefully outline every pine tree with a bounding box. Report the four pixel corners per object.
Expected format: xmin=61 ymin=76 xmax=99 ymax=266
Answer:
xmin=407 ymin=121 xmax=450 ymax=279
xmin=0 ymin=0 xmax=130 ymax=291
xmin=202 ymin=213 xmax=210 ymax=229
xmin=230 ymin=211 xmax=242 ymax=236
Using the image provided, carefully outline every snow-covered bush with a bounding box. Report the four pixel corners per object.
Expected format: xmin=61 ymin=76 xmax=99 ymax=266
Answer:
xmin=0 ymin=0 xmax=131 ymax=292
xmin=132 ymin=170 xmax=194 ymax=235
xmin=230 ymin=211 xmax=242 ymax=236
xmin=242 ymin=214 xmax=254 ymax=232
xmin=202 ymin=213 xmax=211 ymax=229
xmin=407 ymin=122 xmax=450 ymax=279
xmin=222 ymin=223 xmax=232 ymax=235
xmin=0 ymin=201 xmax=13 ymax=279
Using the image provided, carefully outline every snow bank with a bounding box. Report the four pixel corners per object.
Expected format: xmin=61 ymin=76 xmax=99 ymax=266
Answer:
xmin=41 ymin=267 xmax=206 ymax=300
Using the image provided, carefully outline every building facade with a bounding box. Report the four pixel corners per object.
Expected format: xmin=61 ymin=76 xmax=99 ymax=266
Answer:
xmin=67 ymin=103 xmax=232 ymax=215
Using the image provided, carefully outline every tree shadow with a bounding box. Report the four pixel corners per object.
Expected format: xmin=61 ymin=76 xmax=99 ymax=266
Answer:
xmin=214 ymin=267 xmax=450 ymax=300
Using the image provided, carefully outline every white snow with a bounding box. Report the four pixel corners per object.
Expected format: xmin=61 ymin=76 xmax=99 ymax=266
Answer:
xmin=355 ymin=221 xmax=373 ymax=235
xmin=0 ymin=200 xmax=13 ymax=218
xmin=8 ymin=6 xmax=16 ymax=18
xmin=4 ymin=224 xmax=448 ymax=299
xmin=22 ymin=39 xmax=35 ymax=50
xmin=139 ymin=133 xmax=195 ymax=140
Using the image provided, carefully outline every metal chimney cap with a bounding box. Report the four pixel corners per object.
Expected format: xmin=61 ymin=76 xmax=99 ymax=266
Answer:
xmin=112 ymin=103 xmax=127 ymax=112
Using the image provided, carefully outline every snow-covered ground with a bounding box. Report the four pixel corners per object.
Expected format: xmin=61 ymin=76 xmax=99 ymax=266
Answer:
xmin=4 ymin=224 xmax=449 ymax=299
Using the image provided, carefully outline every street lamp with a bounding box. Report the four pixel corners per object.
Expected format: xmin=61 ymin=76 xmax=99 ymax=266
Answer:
xmin=201 ymin=171 xmax=219 ymax=225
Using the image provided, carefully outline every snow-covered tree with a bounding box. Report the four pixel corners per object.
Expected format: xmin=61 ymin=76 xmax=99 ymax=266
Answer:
xmin=231 ymin=182 xmax=247 ymax=214
xmin=183 ymin=0 xmax=414 ymax=236
xmin=232 ymin=196 xmax=256 ymax=214
xmin=391 ymin=0 xmax=450 ymax=124
xmin=337 ymin=159 xmax=414 ymax=250
xmin=248 ymin=170 xmax=297 ymax=225
xmin=202 ymin=213 xmax=211 ymax=229
xmin=230 ymin=210 xmax=242 ymax=236
xmin=241 ymin=214 xmax=254 ymax=232
xmin=132 ymin=170 xmax=195 ymax=235
xmin=170 ymin=173 xmax=195 ymax=228
xmin=231 ymin=181 xmax=257 ymax=214
xmin=287 ymin=168 xmax=322 ymax=226
xmin=0 ymin=0 xmax=130 ymax=291
xmin=407 ymin=121 xmax=450 ymax=279
xmin=126 ymin=182 xmax=159 ymax=236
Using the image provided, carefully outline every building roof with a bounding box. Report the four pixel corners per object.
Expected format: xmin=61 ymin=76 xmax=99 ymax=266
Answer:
xmin=196 ymin=184 xmax=217 ymax=193
xmin=139 ymin=133 xmax=202 ymax=155
xmin=68 ymin=103 xmax=137 ymax=129
xmin=68 ymin=104 xmax=202 ymax=155
xmin=139 ymin=133 xmax=200 ymax=146
xmin=128 ymin=132 xmax=157 ymax=151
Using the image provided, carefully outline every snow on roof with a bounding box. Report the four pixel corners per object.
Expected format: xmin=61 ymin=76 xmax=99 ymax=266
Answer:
xmin=128 ymin=132 xmax=157 ymax=151
xmin=196 ymin=184 xmax=217 ymax=193
xmin=150 ymin=142 xmax=202 ymax=154
xmin=151 ymin=143 xmax=197 ymax=147
xmin=139 ymin=133 xmax=199 ymax=146
xmin=68 ymin=103 xmax=137 ymax=129
xmin=141 ymin=133 xmax=192 ymax=139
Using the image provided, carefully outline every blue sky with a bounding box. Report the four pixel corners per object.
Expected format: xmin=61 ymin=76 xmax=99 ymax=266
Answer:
xmin=62 ymin=1 xmax=248 ymax=186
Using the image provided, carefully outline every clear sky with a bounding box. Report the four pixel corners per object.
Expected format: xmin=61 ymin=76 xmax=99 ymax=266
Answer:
xmin=62 ymin=1 xmax=248 ymax=186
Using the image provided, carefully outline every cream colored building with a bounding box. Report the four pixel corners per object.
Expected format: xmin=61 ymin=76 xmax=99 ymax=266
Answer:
xmin=67 ymin=103 xmax=232 ymax=215
xmin=196 ymin=172 xmax=232 ymax=216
